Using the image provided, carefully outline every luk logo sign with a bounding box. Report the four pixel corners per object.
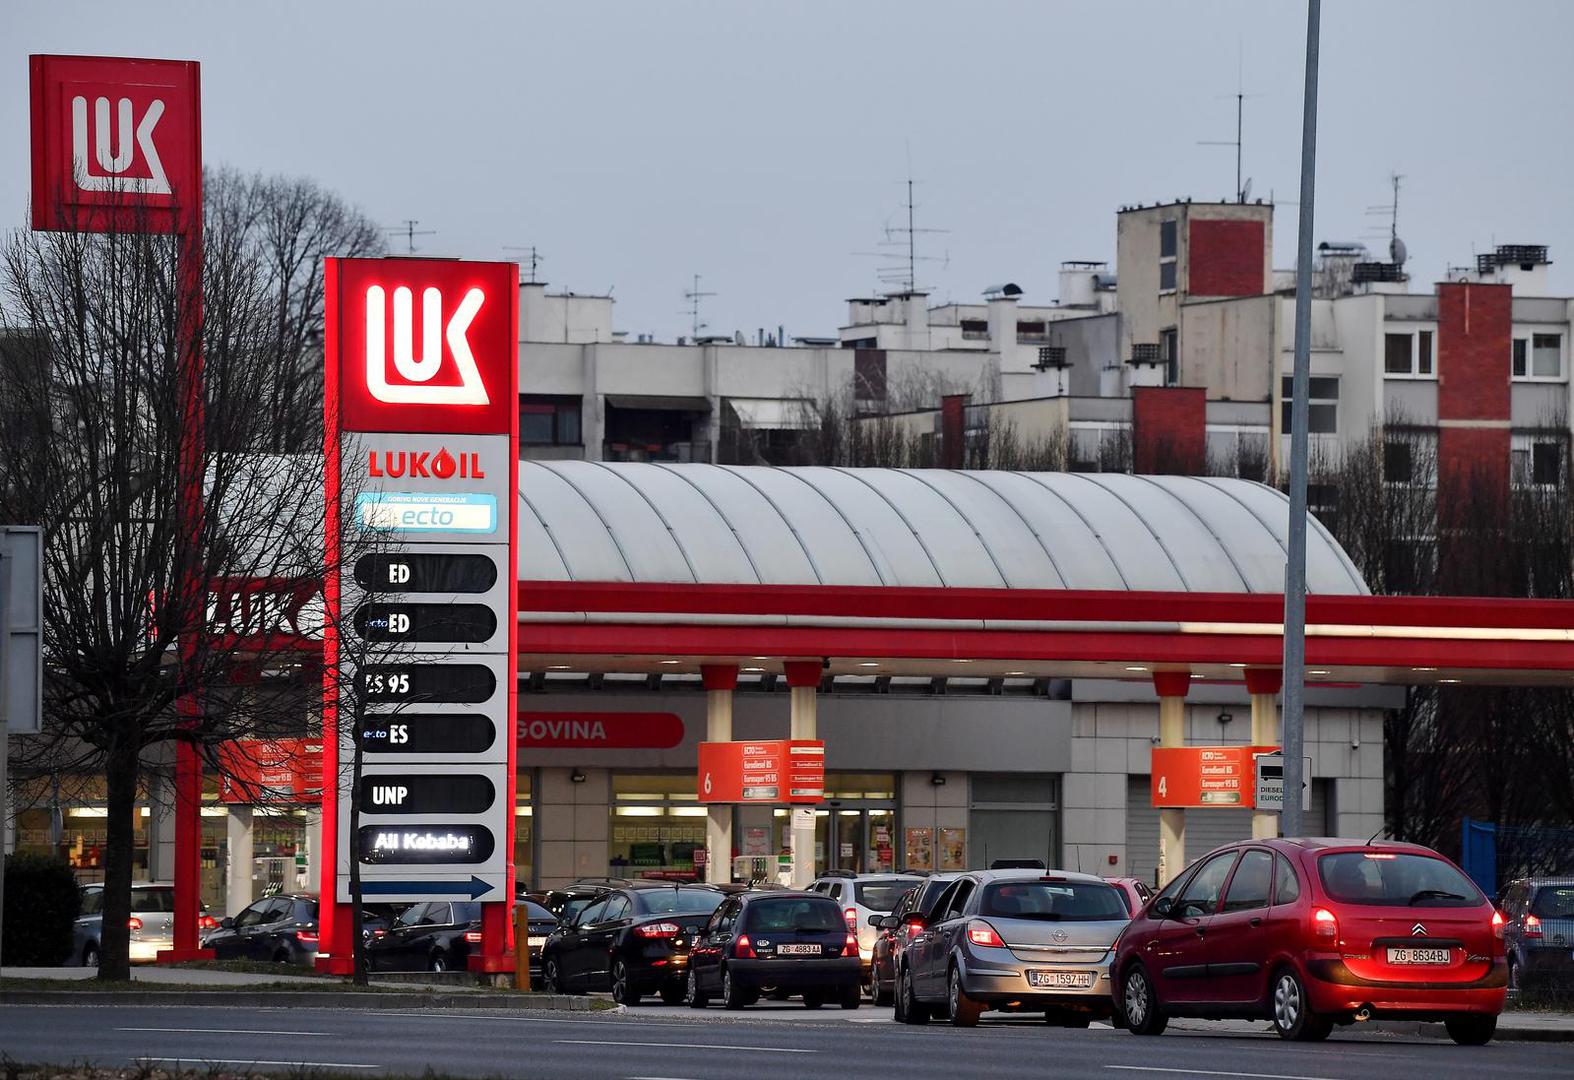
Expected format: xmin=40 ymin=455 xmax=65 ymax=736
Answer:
xmin=30 ymin=55 xmax=201 ymax=234
xmin=330 ymin=258 xmax=517 ymax=434
xmin=71 ymin=94 xmax=170 ymax=194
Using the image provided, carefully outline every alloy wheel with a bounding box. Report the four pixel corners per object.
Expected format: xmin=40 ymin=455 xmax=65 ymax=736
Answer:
xmin=1273 ymin=973 xmax=1301 ymax=1031
xmin=1123 ymin=970 xmax=1149 ymax=1028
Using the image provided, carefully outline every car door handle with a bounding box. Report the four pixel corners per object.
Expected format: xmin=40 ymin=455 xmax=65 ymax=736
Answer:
xmin=1248 ymin=918 xmax=1263 ymax=928
xmin=1194 ymin=927 xmax=1206 ymax=937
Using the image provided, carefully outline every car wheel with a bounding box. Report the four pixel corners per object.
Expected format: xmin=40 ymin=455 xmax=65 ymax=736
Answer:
xmin=541 ymin=956 xmax=562 ymax=993
xmin=873 ymin=970 xmax=894 ymax=1007
xmin=429 ymin=951 xmax=448 ymax=974
xmin=722 ymin=964 xmax=749 ymax=1010
xmin=686 ymin=969 xmax=710 ymax=1008
xmin=611 ymin=958 xmax=638 ymax=1006
xmin=1507 ymin=954 xmax=1523 ymax=993
xmin=948 ymin=966 xmax=982 ymax=1028
xmin=1445 ymin=1014 xmax=1496 ymax=1045
xmin=660 ymin=982 xmax=686 ymax=1006
xmin=1271 ymin=968 xmax=1331 ymax=1042
xmin=83 ymin=943 xmax=99 ymax=968
xmin=840 ymin=984 xmax=861 ymax=1010
xmin=896 ymin=966 xmax=930 ymax=1025
xmin=1122 ymin=964 xmax=1168 ymax=1036
xmin=802 ymin=990 xmax=824 ymax=1009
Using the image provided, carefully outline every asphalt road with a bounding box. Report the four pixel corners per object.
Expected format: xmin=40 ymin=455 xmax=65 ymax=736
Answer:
xmin=1 ymin=1002 xmax=1569 ymax=1080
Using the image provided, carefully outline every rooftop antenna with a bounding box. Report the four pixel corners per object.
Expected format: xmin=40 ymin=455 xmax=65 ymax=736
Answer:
xmin=854 ymin=150 xmax=949 ymax=294
xmin=1363 ymin=173 xmax=1407 ymax=267
xmin=384 ymin=219 xmax=436 ymax=255
xmin=682 ymin=273 xmax=715 ymax=339
xmin=503 ymin=245 xmax=545 ymax=283
xmin=1198 ymin=40 xmax=1263 ymax=202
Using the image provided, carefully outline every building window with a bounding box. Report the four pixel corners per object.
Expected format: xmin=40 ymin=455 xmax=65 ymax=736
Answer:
xmin=520 ymin=396 xmax=582 ymax=445
xmin=1384 ymin=331 xmax=1434 ymax=377
xmin=1384 ymin=440 xmax=1412 ymax=484
xmin=1533 ymin=333 xmax=1563 ymax=378
xmin=1513 ymin=439 xmax=1564 ymax=486
xmin=1513 ymin=338 xmax=1528 ymax=377
xmin=1161 ymin=328 xmax=1178 ymax=385
xmin=1159 ymin=220 xmax=1177 ymax=258
xmin=1159 ymin=261 xmax=1177 ymax=291
xmin=609 ymin=773 xmax=705 ymax=880
xmin=1280 ymin=375 xmax=1338 ymax=435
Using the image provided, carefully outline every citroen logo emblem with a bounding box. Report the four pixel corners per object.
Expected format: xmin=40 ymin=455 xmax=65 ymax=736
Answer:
xmin=1411 ymin=923 xmax=1428 ymax=937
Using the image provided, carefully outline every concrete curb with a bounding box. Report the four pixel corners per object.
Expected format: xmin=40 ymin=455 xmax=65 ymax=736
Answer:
xmin=0 ymin=990 xmax=601 ymax=1010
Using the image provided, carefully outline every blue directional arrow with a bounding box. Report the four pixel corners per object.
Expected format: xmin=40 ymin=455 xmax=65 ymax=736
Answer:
xmin=362 ymin=876 xmax=495 ymax=900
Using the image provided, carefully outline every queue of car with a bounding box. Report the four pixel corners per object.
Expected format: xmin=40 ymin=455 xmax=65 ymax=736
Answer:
xmin=69 ymin=835 xmax=1533 ymax=1047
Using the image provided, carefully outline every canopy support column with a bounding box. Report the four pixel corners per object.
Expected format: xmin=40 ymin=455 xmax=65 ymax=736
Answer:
xmin=1154 ymin=671 xmax=1190 ymax=887
xmin=1246 ymin=668 xmax=1284 ymax=840
xmin=701 ymin=664 xmax=738 ymax=885
xmin=785 ymin=660 xmax=822 ymax=889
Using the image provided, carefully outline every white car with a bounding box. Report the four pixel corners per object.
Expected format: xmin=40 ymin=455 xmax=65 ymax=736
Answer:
xmin=810 ymin=871 xmax=924 ymax=990
xmin=72 ymin=882 xmax=214 ymax=965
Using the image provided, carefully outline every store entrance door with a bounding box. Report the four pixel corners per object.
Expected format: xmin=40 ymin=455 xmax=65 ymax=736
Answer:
xmin=818 ymin=806 xmax=897 ymax=875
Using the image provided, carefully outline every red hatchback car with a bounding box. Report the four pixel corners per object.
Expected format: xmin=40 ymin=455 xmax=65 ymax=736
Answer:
xmin=1113 ymin=838 xmax=1506 ymax=1045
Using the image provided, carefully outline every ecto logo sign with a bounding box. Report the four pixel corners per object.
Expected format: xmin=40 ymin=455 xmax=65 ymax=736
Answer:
xmin=72 ymin=94 xmax=169 ymax=194
xmin=366 ymin=285 xmax=488 ymax=405
xmin=330 ymin=258 xmax=518 ymax=434
xmin=30 ymin=55 xmax=201 ymax=233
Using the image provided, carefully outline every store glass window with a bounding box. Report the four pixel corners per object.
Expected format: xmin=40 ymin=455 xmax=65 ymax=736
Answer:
xmin=772 ymin=773 xmax=897 ymax=876
xmin=515 ymin=772 xmax=533 ymax=891
xmin=609 ymin=773 xmax=706 ymax=881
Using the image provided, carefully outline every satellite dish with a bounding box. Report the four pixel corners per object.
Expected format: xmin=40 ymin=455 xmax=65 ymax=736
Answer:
xmin=1390 ymin=236 xmax=1408 ymax=268
xmin=1240 ymin=177 xmax=1253 ymax=204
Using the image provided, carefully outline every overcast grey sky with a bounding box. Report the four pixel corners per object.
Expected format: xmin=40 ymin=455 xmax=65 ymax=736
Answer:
xmin=6 ymin=1 xmax=1573 ymax=342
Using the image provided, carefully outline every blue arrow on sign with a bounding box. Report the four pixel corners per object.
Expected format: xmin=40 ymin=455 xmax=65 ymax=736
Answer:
xmin=362 ymin=876 xmax=495 ymax=900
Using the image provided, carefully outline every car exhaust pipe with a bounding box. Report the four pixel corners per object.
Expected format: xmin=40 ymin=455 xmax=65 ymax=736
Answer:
xmin=1353 ymin=1005 xmax=1374 ymax=1022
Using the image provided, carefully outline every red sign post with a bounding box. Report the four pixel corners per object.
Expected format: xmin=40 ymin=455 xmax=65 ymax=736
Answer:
xmin=32 ymin=53 xmax=210 ymax=964
xmin=698 ymin=740 xmax=825 ymax=803
xmin=1150 ymin=745 xmax=1279 ymax=808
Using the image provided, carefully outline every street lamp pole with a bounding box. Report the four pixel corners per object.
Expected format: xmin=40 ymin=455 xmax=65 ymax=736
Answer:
xmin=1282 ymin=0 xmax=1323 ymax=838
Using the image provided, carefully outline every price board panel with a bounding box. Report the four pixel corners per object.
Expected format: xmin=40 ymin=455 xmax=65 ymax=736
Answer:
xmin=1150 ymin=745 xmax=1279 ymax=808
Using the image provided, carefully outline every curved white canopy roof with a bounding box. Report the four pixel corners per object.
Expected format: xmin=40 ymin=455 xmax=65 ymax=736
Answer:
xmin=519 ymin=462 xmax=1369 ymax=595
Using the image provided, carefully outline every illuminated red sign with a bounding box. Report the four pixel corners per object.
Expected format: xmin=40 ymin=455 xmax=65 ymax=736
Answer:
xmin=328 ymin=258 xmax=518 ymax=435
xmin=698 ymin=740 xmax=824 ymax=804
xmin=219 ymin=738 xmax=323 ymax=804
xmin=1150 ymin=745 xmax=1278 ymax=808
xmin=30 ymin=54 xmax=201 ymax=234
xmin=519 ymin=711 xmax=685 ymax=749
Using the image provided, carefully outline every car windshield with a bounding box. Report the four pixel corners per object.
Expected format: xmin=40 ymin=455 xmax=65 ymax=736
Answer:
xmin=1530 ymin=886 xmax=1574 ymax=919
xmin=1318 ymin=852 xmax=1484 ymax=907
xmin=978 ymin=881 xmax=1128 ymax=921
xmin=854 ymin=880 xmax=915 ymax=913
xmin=747 ymin=897 xmax=842 ymax=933
xmin=638 ymin=889 xmax=724 ymax=916
xmin=131 ymin=888 xmax=175 ymax=913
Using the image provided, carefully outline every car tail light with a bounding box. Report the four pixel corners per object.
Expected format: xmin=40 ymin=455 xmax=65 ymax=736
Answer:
xmin=128 ymin=917 xmax=143 ymax=932
xmin=734 ymin=933 xmax=756 ymax=959
xmin=373 ymin=928 xmax=387 ymax=939
xmin=1491 ymin=910 xmax=1505 ymax=941
xmin=1312 ymin=907 xmax=1338 ymax=942
xmin=967 ymin=920 xmax=1005 ymax=948
xmin=1525 ymin=914 xmax=1543 ymax=939
xmin=843 ymin=932 xmax=859 ymax=957
xmin=463 ymin=930 xmax=483 ymax=944
xmin=844 ymin=907 xmax=857 ymax=930
xmin=636 ymin=922 xmax=681 ymax=938
xmin=296 ymin=930 xmax=319 ymax=946
xmin=198 ymin=915 xmax=218 ymax=931
xmin=903 ymin=918 xmax=924 ymax=941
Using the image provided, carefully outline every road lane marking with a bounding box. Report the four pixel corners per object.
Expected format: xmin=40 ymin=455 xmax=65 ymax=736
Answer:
xmin=361 ymin=1011 xmax=671 ymax=1026
xmin=152 ymin=1064 xmax=376 ymax=1072
xmin=1106 ymin=1067 xmax=1343 ymax=1080
xmin=118 ymin=1027 xmax=330 ymax=1037
xmin=555 ymin=1039 xmax=814 ymax=1053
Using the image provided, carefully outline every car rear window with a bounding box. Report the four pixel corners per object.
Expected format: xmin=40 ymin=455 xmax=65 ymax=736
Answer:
xmin=521 ymin=900 xmax=554 ymax=921
xmin=1530 ymin=886 xmax=1574 ymax=919
xmin=638 ymin=889 xmax=725 ymax=916
xmin=979 ymin=881 xmax=1127 ymax=921
xmin=854 ymin=880 xmax=915 ymax=913
xmin=746 ymin=897 xmax=842 ymax=933
xmin=1318 ymin=852 xmax=1484 ymax=907
xmin=131 ymin=888 xmax=175 ymax=913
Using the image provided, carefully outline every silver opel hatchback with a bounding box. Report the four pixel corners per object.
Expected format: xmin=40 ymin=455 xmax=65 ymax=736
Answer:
xmin=894 ymin=869 xmax=1132 ymax=1027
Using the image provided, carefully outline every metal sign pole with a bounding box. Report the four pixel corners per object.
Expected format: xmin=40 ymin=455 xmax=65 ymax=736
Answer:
xmin=1281 ymin=0 xmax=1323 ymax=839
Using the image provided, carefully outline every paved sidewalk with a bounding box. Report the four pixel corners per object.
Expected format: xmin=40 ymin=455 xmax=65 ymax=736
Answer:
xmin=3 ymin=965 xmax=329 ymax=986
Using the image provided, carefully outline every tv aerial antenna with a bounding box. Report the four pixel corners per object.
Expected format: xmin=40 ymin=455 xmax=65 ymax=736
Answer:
xmin=504 ymin=245 xmax=545 ymax=283
xmin=1198 ymin=41 xmax=1264 ymax=202
xmin=854 ymin=158 xmax=949 ymax=293
xmin=1364 ymin=173 xmax=1408 ymax=267
xmin=384 ymin=219 xmax=436 ymax=255
xmin=682 ymin=274 xmax=716 ymax=339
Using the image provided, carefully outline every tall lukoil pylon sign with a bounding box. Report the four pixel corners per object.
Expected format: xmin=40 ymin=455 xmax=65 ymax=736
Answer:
xmin=319 ymin=258 xmax=519 ymax=974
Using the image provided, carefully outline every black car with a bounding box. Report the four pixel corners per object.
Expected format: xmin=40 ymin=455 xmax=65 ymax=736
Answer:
xmin=1500 ymin=877 xmax=1574 ymax=989
xmin=204 ymin=894 xmax=320 ymax=965
xmin=869 ymin=876 xmax=956 ymax=1005
xmin=540 ymin=883 xmax=724 ymax=1004
xmin=687 ymin=890 xmax=861 ymax=1010
xmin=367 ymin=900 xmax=482 ymax=973
xmin=536 ymin=880 xmax=628 ymax=925
xmin=518 ymin=899 xmax=557 ymax=978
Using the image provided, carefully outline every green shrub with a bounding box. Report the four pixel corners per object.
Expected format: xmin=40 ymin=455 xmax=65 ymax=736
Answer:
xmin=2 ymin=853 xmax=81 ymax=965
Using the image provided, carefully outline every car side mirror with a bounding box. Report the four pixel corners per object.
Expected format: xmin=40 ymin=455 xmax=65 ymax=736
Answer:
xmin=219 ymin=917 xmax=235 ymax=929
xmin=874 ymin=915 xmax=897 ymax=930
xmin=1152 ymin=897 xmax=1174 ymax=919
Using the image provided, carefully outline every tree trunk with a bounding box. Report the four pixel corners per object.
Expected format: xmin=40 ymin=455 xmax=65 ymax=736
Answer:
xmin=349 ymin=695 xmax=368 ymax=986
xmin=97 ymin=727 xmax=142 ymax=982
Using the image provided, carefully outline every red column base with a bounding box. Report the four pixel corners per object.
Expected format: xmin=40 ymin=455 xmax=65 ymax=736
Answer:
xmin=155 ymin=947 xmax=216 ymax=964
xmin=467 ymin=952 xmax=517 ymax=974
xmin=314 ymin=954 xmax=355 ymax=976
